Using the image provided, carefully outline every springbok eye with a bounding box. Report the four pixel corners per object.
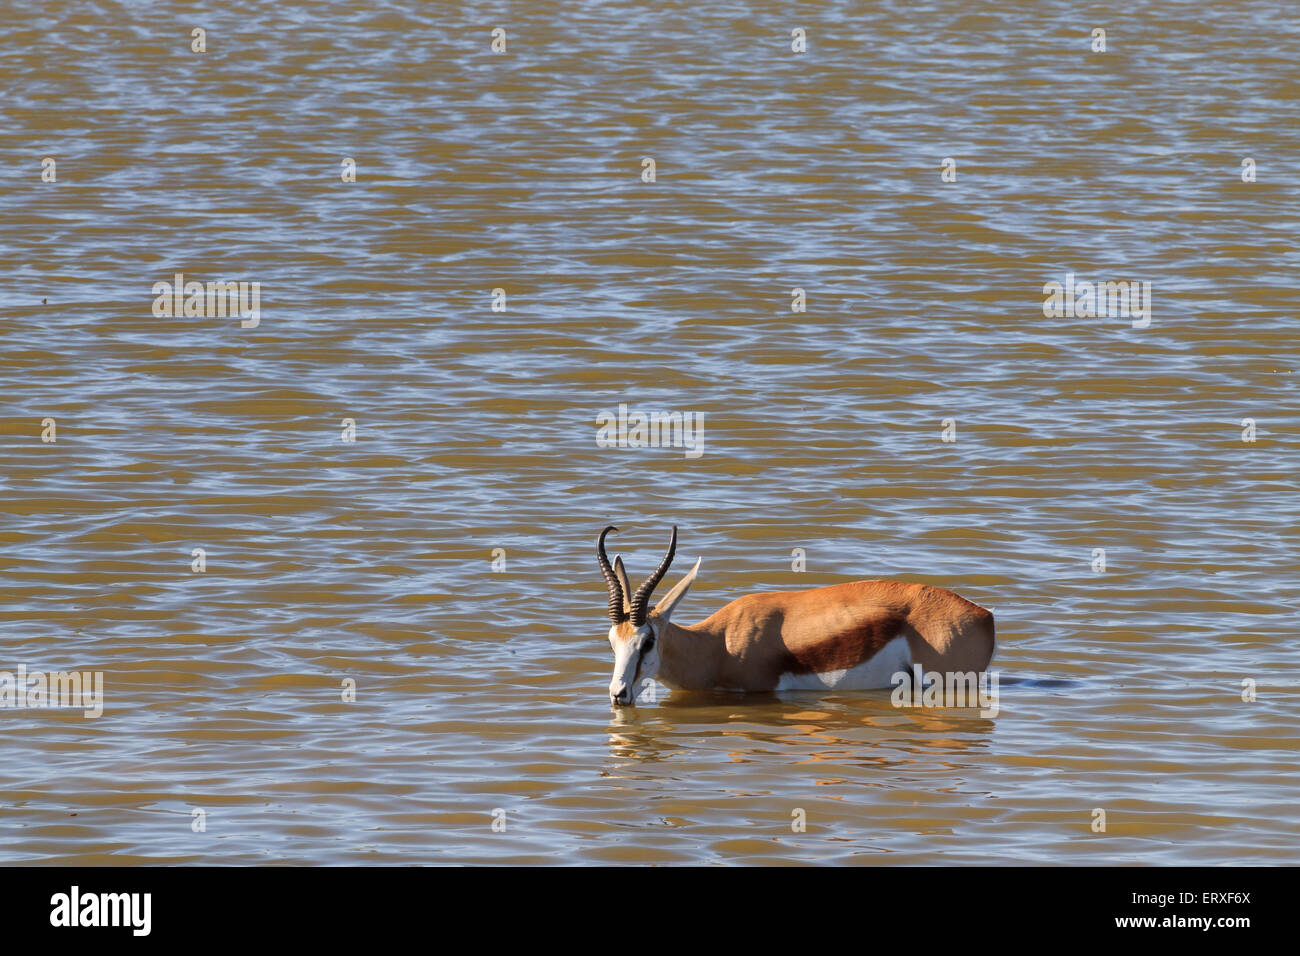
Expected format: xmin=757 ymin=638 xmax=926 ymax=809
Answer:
xmin=642 ymin=636 xmax=656 ymax=652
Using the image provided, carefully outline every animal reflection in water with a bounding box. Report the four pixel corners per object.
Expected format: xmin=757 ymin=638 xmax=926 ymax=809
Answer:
xmin=596 ymin=525 xmax=996 ymax=707
xmin=603 ymin=696 xmax=999 ymax=766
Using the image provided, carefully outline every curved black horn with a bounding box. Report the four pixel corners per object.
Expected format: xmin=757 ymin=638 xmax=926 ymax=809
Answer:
xmin=630 ymin=526 xmax=677 ymax=626
xmin=597 ymin=525 xmax=626 ymax=624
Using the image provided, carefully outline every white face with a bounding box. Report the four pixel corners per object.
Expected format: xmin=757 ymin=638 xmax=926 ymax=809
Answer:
xmin=608 ymin=620 xmax=659 ymax=706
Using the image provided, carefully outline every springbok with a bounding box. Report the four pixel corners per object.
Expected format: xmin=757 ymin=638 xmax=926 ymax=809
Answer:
xmin=598 ymin=525 xmax=995 ymax=706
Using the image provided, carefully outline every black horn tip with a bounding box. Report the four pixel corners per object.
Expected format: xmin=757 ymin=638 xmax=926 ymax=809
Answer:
xmin=628 ymin=524 xmax=680 ymax=625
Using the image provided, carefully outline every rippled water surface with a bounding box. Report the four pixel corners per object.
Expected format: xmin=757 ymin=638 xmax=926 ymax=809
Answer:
xmin=1 ymin=1 xmax=1297 ymax=864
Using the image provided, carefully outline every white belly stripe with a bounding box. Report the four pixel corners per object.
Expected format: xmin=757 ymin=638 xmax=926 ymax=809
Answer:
xmin=775 ymin=635 xmax=912 ymax=691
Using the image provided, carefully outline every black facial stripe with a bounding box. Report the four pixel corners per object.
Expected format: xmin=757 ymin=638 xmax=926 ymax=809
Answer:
xmin=633 ymin=637 xmax=655 ymax=683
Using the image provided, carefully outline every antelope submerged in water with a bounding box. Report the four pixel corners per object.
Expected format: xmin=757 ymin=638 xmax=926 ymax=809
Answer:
xmin=598 ymin=525 xmax=995 ymax=706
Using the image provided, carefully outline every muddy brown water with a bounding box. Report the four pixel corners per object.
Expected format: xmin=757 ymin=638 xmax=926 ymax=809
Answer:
xmin=0 ymin=1 xmax=1296 ymax=863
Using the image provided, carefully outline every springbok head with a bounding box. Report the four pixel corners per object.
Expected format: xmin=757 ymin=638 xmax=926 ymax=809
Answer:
xmin=598 ymin=524 xmax=700 ymax=706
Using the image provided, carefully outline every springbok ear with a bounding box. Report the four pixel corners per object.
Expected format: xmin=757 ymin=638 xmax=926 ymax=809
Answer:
xmin=613 ymin=555 xmax=633 ymax=617
xmin=652 ymin=557 xmax=701 ymax=622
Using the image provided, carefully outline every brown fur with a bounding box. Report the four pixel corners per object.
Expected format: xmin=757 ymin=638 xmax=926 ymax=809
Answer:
xmin=650 ymin=580 xmax=995 ymax=692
